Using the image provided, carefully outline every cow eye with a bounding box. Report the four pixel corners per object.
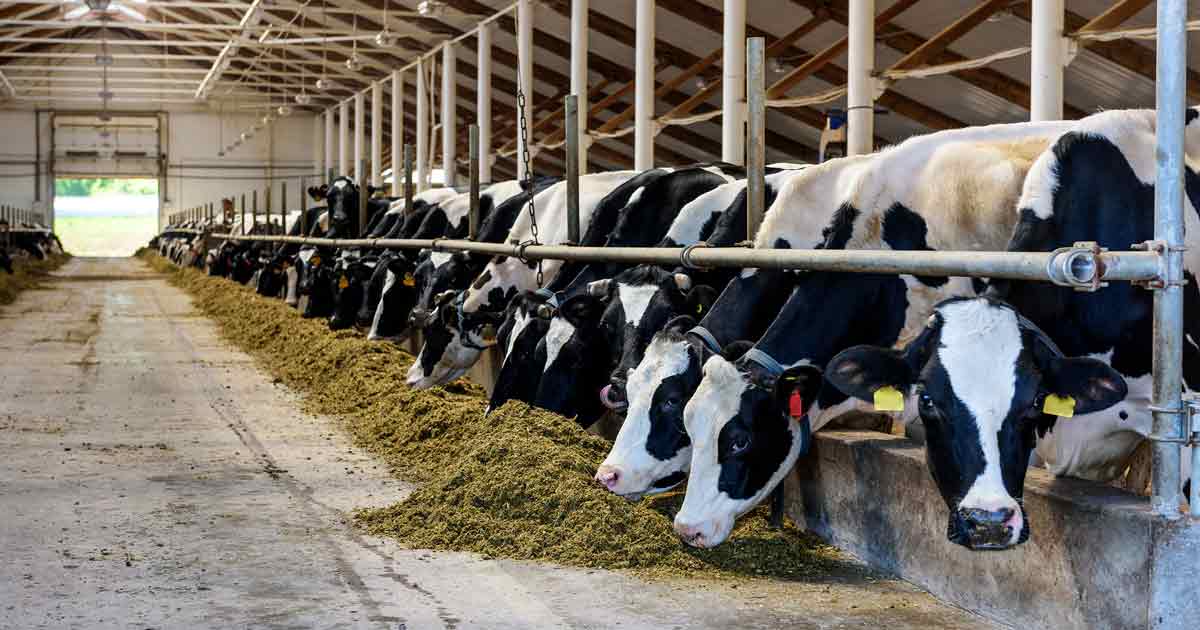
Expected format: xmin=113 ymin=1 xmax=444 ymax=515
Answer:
xmin=730 ymin=437 xmax=751 ymax=456
xmin=918 ymin=392 xmax=938 ymax=416
xmin=663 ymin=397 xmax=681 ymax=409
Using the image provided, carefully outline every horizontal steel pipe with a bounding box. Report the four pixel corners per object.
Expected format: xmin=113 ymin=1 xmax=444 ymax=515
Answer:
xmin=185 ymin=232 xmax=1165 ymax=286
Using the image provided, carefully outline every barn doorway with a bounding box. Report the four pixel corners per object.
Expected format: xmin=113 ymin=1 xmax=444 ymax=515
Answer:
xmin=53 ymin=177 xmax=159 ymax=257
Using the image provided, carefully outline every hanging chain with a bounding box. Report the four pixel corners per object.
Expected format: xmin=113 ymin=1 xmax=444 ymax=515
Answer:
xmin=515 ymin=80 xmax=543 ymax=288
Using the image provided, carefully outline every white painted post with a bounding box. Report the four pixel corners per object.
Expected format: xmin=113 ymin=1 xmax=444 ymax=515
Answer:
xmin=571 ymin=0 xmax=589 ymax=173
xmin=392 ymin=70 xmax=403 ymax=196
xmin=354 ymin=91 xmax=365 ymax=182
xmin=847 ymin=0 xmax=875 ymax=155
xmin=634 ymin=0 xmax=655 ymax=170
xmin=722 ymin=0 xmax=746 ymax=165
xmin=371 ymin=82 xmax=383 ymax=188
xmin=1030 ymin=0 xmax=1065 ymax=121
xmin=416 ymin=57 xmax=429 ymax=191
xmin=338 ymin=100 xmax=349 ymax=177
xmin=312 ymin=115 xmax=322 ymax=181
xmin=324 ymin=109 xmax=334 ymax=180
xmin=442 ymin=42 xmax=458 ymax=188
xmin=516 ymin=0 xmax=534 ymax=180
xmin=477 ymin=24 xmax=493 ymax=184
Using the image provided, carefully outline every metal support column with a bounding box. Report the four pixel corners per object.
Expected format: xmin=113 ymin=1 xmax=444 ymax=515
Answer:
xmin=634 ymin=0 xmax=655 ymax=170
xmin=404 ymin=144 xmax=415 ymax=215
xmin=442 ymin=42 xmax=458 ymax=188
xmin=723 ymin=0 xmax=746 ymax=164
xmin=416 ymin=57 xmax=429 ymax=192
xmin=847 ymin=0 xmax=875 ymax=155
xmin=1030 ymin=0 xmax=1065 ymax=121
xmin=469 ymin=125 xmax=480 ymax=240
xmin=746 ymin=38 xmax=766 ymax=240
xmin=324 ymin=109 xmax=334 ymax=181
xmin=1151 ymin=0 xmax=1187 ymax=519
xmin=371 ymin=82 xmax=383 ymax=188
xmin=392 ymin=70 xmax=403 ymax=196
xmin=338 ymin=101 xmax=349 ymax=178
xmin=516 ymin=0 xmax=534 ymax=180
xmin=354 ymin=91 xmax=365 ymax=182
xmin=477 ymin=24 xmax=493 ymax=184
xmin=565 ymin=95 xmax=581 ymax=243
xmin=571 ymin=0 xmax=589 ymax=173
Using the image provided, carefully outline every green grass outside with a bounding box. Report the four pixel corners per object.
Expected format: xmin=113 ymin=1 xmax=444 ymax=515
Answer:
xmin=56 ymin=215 xmax=158 ymax=257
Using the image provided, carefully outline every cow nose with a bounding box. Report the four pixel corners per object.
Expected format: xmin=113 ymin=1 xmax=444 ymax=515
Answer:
xmin=673 ymin=522 xmax=707 ymax=548
xmin=959 ymin=507 xmax=1017 ymax=548
xmin=594 ymin=465 xmax=621 ymax=491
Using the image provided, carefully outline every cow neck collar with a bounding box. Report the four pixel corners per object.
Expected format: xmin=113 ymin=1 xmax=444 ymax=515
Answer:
xmin=687 ymin=326 xmax=721 ymax=354
xmin=742 ymin=347 xmax=785 ymax=378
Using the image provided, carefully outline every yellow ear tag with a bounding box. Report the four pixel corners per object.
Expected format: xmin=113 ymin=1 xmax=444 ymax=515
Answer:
xmin=696 ymin=303 xmax=704 ymax=315
xmin=1043 ymin=394 xmax=1076 ymax=418
xmin=402 ymin=272 xmax=416 ymax=287
xmin=338 ymin=275 xmax=349 ymax=290
xmin=873 ymin=386 xmax=905 ymax=412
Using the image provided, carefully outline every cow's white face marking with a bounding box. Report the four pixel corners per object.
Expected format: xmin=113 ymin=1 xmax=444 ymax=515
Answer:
xmin=367 ymin=270 xmax=398 ymax=341
xmin=601 ymin=336 xmax=693 ymax=496
xmin=541 ymin=316 xmax=576 ymax=374
xmin=937 ymin=299 xmax=1025 ymax=545
xmin=626 ymin=186 xmax=646 ymax=208
xmin=618 ymin=283 xmax=659 ymax=328
xmin=430 ymin=251 xmax=454 ymax=268
xmin=333 ymin=179 xmax=349 ymax=190
xmin=284 ymin=266 xmax=299 ymax=306
xmin=504 ymin=309 xmax=531 ymax=362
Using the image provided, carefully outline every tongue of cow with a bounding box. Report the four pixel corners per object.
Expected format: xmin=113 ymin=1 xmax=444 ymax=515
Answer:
xmin=599 ymin=385 xmax=627 ymax=411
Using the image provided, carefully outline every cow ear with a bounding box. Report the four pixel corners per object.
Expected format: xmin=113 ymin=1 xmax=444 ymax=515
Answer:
xmin=559 ymin=295 xmax=605 ymax=328
xmin=720 ymin=340 xmax=755 ymax=362
xmin=1040 ymin=357 xmax=1128 ymax=415
xmin=773 ymin=365 xmax=823 ymax=419
xmin=826 ymin=346 xmax=915 ymax=403
xmin=685 ymin=284 xmax=718 ymax=319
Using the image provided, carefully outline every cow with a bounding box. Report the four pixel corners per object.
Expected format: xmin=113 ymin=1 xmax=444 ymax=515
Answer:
xmin=670 ymin=121 xmax=1080 ymax=549
xmin=364 ymin=183 xmax=531 ymax=340
xmin=823 ymin=108 xmax=1200 ymax=550
xmin=405 ymin=171 xmax=639 ymax=389
xmin=596 ymin=157 xmax=872 ymax=498
xmin=497 ymin=166 xmax=751 ymax=426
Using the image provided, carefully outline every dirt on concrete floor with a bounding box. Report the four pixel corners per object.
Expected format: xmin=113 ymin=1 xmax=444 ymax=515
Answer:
xmin=0 ymin=257 xmax=998 ymax=629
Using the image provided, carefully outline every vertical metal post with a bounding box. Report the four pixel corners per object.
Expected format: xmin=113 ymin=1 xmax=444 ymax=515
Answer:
xmin=252 ymin=189 xmax=258 ymax=231
xmin=477 ymin=24 xmax=493 ymax=184
xmin=565 ymin=95 xmax=581 ymax=244
xmin=847 ymin=0 xmax=875 ymax=155
xmin=634 ymin=0 xmax=655 ymax=170
xmin=371 ymin=82 xmax=383 ymax=188
xmin=746 ymin=37 xmax=766 ymax=241
xmin=416 ymin=57 xmax=429 ymax=192
xmin=324 ymin=109 xmax=335 ymax=181
xmin=516 ymin=0 xmax=533 ymax=181
xmin=240 ymin=193 xmax=246 ymax=235
xmin=354 ymin=91 xmax=365 ymax=182
xmin=265 ymin=184 xmax=273 ymax=231
xmin=570 ymin=0 xmax=589 ymax=173
xmin=358 ymin=177 xmax=369 ymax=237
xmin=1030 ymin=0 xmax=1065 ymax=121
xmin=469 ymin=125 xmax=481 ymax=240
xmin=299 ymin=176 xmax=308 ymax=236
xmin=442 ymin=41 xmax=458 ymax=188
xmin=403 ymin=144 xmax=414 ymax=216
xmin=280 ymin=180 xmax=287 ymax=216
xmin=392 ymin=70 xmax=404 ymax=197
xmin=723 ymin=0 xmax=747 ymax=164
xmin=1151 ymin=0 xmax=1187 ymax=519
xmin=339 ymin=100 xmax=349 ymax=178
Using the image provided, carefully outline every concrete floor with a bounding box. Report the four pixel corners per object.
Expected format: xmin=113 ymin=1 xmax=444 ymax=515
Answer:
xmin=0 ymin=258 xmax=998 ymax=630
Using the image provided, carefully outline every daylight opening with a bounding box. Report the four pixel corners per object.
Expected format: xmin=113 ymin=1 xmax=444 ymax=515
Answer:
xmin=54 ymin=178 xmax=159 ymax=257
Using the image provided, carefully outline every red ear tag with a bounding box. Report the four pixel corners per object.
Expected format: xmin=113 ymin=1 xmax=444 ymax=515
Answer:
xmin=788 ymin=389 xmax=805 ymax=418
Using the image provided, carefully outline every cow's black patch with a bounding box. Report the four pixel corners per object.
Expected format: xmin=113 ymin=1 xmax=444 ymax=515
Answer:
xmin=882 ymin=202 xmax=947 ymax=288
xmin=644 ymin=347 xmax=702 ymax=460
xmin=820 ymin=203 xmax=859 ymax=249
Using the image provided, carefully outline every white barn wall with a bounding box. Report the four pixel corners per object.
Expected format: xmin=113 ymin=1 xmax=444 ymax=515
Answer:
xmin=0 ymin=110 xmax=52 ymax=221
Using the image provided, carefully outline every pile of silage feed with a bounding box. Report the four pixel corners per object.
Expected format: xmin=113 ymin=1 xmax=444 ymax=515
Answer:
xmin=140 ymin=251 xmax=847 ymax=580
xmin=0 ymin=253 xmax=71 ymax=306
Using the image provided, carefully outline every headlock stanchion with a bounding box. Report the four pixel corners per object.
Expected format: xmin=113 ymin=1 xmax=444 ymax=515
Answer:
xmin=469 ymin=125 xmax=481 ymax=240
xmin=746 ymin=37 xmax=766 ymax=240
xmin=565 ymin=95 xmax=581 ymax=244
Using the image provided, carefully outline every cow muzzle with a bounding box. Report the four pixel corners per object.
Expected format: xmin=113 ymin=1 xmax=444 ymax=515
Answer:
xmin=600 ymin=382 xmax=628 ymax=411
xmin=949 ymin=504 xmax=1026 ymax=550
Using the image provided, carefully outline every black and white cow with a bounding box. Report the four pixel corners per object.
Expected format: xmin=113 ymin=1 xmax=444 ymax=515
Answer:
xmin=484 ymin=166 xmax=743 ymax=423
xmin=405 ymin=171 xmax=639 ymax=388
xmin=823 ymin=108 xmax=1200 ymax=549
xmin=672 ymin=121 xmax=1080 ymax=548
xmin=367 ymin=182 xmax=533 ymax=340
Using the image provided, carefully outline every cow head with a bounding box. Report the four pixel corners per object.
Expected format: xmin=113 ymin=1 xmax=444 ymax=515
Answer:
xmin=298 ymin=248 xmax=336 ymax=319
xmin=357 ymin=251 xmax=394 ymax=328
xmin=367 ymin=254 xmax=419 ymax=341
xmin=323 ymin=178 xmax=358 ymax=234
xmin=825 ymin=297 xmax=1126 ymax=550
xmin=411 ymin=250 xmax=477 ymax=327
xmin=592 ymin=267 xmax=718 ymax=412
xmin=328 ymin=253 xmax=377 ymax=331
xmin=405 ymin=292 xmax=502 ymax=389
xmin=595 ymin=319 xmax=737 ymax=498
xmin=671 ymin=355 xmax=821 ymax=548
xmin=487 ymin=292 xmax=556 ymax=414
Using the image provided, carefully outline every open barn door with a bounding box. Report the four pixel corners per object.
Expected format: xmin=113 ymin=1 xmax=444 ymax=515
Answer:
xmin=52 ymin=113 xmax=162 ymax=179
